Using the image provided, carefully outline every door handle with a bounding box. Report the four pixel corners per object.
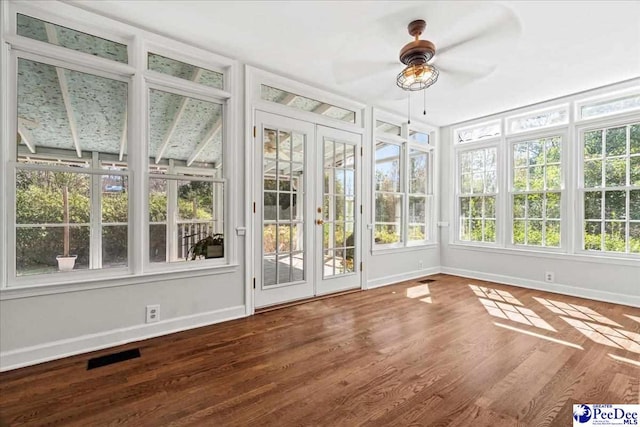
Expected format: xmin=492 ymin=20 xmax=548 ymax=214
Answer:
xmin=316 ymin=219 xmax=324 ymax=225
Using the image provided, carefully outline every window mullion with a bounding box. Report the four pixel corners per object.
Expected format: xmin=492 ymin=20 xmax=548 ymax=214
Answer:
xmin=402 ymin=143 xmax=408 ymax=246
xmin=90 ymin=152 xmax=102 ymax=269
xmin=167 ymin=159 xmax=178 ymax=262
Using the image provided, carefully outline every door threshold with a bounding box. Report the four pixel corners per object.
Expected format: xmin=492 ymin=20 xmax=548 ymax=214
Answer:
xmin=255 ymin=288 xmax=362 ymax=314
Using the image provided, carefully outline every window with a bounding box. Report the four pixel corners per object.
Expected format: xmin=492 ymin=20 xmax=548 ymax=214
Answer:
xmin=376 ymin=120 xmax=401 ymax=137
xmin=4 ymin=6 xmax=235 ymax=288
xmin=373 ymin=117 xmax=434 ymax=249
xmin=455 ymin=120 xmax=501 ymax=144
xmin=507 ymin=106 xmax=568 ymax=134
xmin=261 ymin=85 xmax=356 ymax=123
xmin=408 ymin=149 xmax=431 ymax=242
xmin=578 ymin=91 xmax=640 ymax=120
xmin=374 ymin=142 xmax=403 ymax=245
xmin=457 ymin=147 xmax=497 ymax=243
xmin=581 ymin=123 xmax=640 ymax=254
xmin=409 ymin=130 xmax=430 ymax=145
xmin=148 ymin=53 xmax=223 ymax=89
xmin=17 ymin=14 xmax=128 ymax=63
xmin=147 ymin=89 xmax=225 ymax=264
xmin=14 ymin=58 xmax=128 ymax=276
xmin=510 ymin=136 xmax=562 ymax=247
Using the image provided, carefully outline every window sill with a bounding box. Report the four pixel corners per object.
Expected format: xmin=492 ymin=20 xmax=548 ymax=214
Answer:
xmin=0 ymin=263 xmax=239 ymax=300
xmin=446 ymin=243 xmax=640 ymax=267
xmin=371 ymin=242 xmax=438 ymax=256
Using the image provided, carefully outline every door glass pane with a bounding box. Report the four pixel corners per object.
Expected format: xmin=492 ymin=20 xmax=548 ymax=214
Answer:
xmin=323 ymin=138 xmax=357 ymax=278
xmin=262 ymin=128 xmax=305 ymax=286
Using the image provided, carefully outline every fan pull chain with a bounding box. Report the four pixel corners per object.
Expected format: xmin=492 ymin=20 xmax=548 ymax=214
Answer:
xmin=423 ymin=89 xmax=427 ymax=116
xmin=407 ymin=91 xmax=411 ymax=125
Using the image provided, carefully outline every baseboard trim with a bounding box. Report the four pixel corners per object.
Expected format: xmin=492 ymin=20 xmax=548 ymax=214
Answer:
xmin=440 ymin=267 xmax=640 ymax=308
xmin=367 ymin=267 xmax=441 ymax=290
xmin=0 ymin=305 xmax=246 ymax=372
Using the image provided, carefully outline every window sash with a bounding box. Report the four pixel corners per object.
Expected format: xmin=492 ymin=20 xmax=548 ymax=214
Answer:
xmin=373 ymin=127 xmax=434 ymax=248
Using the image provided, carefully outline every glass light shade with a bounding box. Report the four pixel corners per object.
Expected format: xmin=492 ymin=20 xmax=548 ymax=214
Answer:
xmin=396 ymin=63 xmax=439 ymax=91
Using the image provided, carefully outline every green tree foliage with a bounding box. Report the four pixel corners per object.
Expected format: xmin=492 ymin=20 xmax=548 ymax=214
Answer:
xmin=15 ymin=170 xmax=130 ymax=273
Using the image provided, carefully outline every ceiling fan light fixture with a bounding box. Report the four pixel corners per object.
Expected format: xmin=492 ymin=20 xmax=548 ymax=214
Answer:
xmin=396 ymin=63 xmax=439 ymax=91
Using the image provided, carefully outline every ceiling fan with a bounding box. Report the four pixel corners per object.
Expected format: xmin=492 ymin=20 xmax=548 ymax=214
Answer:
xmin=332 ymin=4 xmax=520 ymax=101
xmin=395 ymin=19 xmax=439 ymax=91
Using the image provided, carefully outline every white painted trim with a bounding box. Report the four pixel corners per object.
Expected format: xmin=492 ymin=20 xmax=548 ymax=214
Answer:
xmin=366 ymin=266 xmax=440 ymax=290
xmin=0 ymin=0 xmax=8 ymax=289
xmin=0 ymin=305 xmax=246 ymax=372
xmin=440 ymin=266 xmax=640 ymax=308
xmin=0 ymin=263 xmax=239 ymax=300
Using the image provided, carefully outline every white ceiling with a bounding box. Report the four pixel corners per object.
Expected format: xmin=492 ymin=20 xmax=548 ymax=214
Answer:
xmin=70 ymin=0 xmax=640 ymax=126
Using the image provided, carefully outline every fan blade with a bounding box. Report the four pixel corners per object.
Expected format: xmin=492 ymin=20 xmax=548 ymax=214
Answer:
xmin=434 ymin=57 xmax=497 ymax=84
xmin=436 ymin=4 xmax=521 ymax=58
xmin=332 ymin=60 xmax=399 ymax=85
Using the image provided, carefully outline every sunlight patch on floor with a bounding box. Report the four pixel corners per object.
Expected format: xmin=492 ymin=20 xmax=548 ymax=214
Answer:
xmin=609 ymin=353 xmax=640 ymax=367
xmin=560 ymin=317 xmax=640 ymax=354
xmin=625 ymin=314 xmax=640 ymax=324
xmin=479 ymin=298 xmax=555 ymax=331
xmin=469 ymin=284 xmax=522 ymax=305
xmin=493 ymin=322 xmax=583 ymax=349
xmin=406 ymin=284 xmax=432 ymax=303
xmin=534 ymin=297 xmax=623 ymax=327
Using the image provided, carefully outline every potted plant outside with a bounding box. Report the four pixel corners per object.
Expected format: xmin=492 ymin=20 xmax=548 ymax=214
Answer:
xmin=186 ymin=233 xmax=224 ymax=260
xmin=56 ymin=186 xmax=77 ymax=271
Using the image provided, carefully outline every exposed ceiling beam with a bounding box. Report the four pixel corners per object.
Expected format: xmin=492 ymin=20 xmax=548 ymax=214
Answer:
xmin=119 ymin=105 xmax=127 ymax=161
xmin=17 ymin=126 xmax=36 ymax=154
xmin=312 ymin=103 xmax=332 ymax=114
xmin=17 ymin=118 xmax=37 ymax=154
xmin=281 ymin=93 xmax=297 ymax=106
xmin=155 ymin=69 xmax=204 ymax=164
xmin=45 ymin=23 xmax=82 ymax=159
xmin=187 ymin=118 xmax=221 ymax=166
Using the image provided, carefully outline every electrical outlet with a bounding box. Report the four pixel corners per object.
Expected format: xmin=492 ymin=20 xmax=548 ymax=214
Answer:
xmin=545 ymin=271 xmax=554 ymax=283
xmin=146 ymin=305 xmax=160 ymax=323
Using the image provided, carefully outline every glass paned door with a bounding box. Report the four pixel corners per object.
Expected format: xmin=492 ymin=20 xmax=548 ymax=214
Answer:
xmin=255 ymin=112 xmax=315 ymax=308
xmin=316 ymin=126 xmax=362 ymax=295
xmin=254 ymin=113 xmax=362 ymax=308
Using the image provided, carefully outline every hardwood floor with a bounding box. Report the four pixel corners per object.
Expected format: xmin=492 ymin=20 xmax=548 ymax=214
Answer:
xmin=0 ymin=274 xmax=638 ymax=426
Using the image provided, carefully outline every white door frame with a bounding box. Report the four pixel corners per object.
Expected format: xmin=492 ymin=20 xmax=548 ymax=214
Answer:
xmin=245 ymin=66 xmax=368 ymax=314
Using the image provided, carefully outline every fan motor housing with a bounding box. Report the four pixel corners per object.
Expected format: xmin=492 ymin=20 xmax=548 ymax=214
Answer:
xmin=399 ymin=40 xmax=436 ymax=65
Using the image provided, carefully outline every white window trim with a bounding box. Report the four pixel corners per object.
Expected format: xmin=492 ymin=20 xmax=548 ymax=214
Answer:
xmin=574 ymin=117 xmax=640 ymax=259
xmin=372 ymin=109 xmax=437 ymax=252
xmin=575 ymin=85 xmax=640 ymax=123
xmin=1 ymin=0 xmax=239 ymax=294
xmin=454 ymin=118 xmax=501 ymax=145
xmin=247 ymin=66 xmax=366 ymax=131
xmin=453 ymin=141 xmax=501 ymax=246
xmin=505 ymin=104 xmax=570 ymax=136
xmin=505 ymin=130 xmax=568 ymax=252
xmin=448 ymin=77 xmax=640 ymax=262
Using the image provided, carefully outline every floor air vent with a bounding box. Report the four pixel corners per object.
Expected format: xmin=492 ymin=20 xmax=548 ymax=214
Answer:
xmin=87 ymin=348 xmax=141 ymax=370
xmin=418 ymin=279 xmax=435 ymax=284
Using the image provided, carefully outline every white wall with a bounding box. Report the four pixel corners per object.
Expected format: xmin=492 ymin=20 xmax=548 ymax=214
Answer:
xmin=439 ymin=124 xmax=640 ymax=307
xmin=0 ymin=269 xmax=246 ymax=369
xmin=367 ymin=247 xmax=440 ymax=288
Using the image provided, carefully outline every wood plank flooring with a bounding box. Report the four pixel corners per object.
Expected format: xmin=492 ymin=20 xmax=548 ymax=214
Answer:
xmin=0 ymin=274 xmax=638 ymax=426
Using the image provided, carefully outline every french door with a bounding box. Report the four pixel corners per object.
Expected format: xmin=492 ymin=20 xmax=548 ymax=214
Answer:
xmin=254 ymin=111 xmax=361 ymax=308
